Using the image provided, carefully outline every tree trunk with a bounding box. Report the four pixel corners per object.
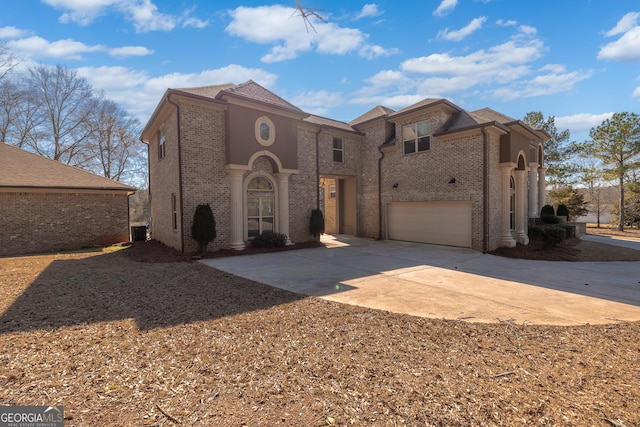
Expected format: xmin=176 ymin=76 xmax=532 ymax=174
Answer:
xmin=618 ymin=176 xmax=625 ymax=232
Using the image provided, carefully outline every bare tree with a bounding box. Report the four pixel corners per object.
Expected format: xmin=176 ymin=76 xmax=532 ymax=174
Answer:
xmin=0 ymin=43 xmax=18 ymax=82
xmin=84 ymin=98 xmax=146 ymax=183
xmin=25 ymin=64 xmax=97 ymax=165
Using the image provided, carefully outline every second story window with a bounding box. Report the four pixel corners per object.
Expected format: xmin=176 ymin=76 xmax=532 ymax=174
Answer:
xmin=158 ymin=129 xmax=166 ymax=159
xmin=403 ymin=121 xmax=430 ymax=154
xmin=333 ymin=137 xmax=343 ymax=162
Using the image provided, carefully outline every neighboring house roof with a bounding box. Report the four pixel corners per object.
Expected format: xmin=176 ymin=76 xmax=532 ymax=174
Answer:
xmin=304 ymin=114 xmax=362 ymax=135
xmin=0 ymin=143 xmax=135 ymax=192
xmin=350 ymin=105 xmax=395 ymax=127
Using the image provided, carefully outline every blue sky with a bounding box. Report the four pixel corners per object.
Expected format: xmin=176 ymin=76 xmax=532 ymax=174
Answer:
xmin=2 ymin=0 xmax=640 ymax=142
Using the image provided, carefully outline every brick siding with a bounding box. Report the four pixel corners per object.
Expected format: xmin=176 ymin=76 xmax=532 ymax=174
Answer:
xmin=0 ymin=191 xmax=130 ymax=256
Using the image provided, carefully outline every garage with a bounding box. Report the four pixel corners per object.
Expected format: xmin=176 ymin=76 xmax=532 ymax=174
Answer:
xmin=387 ymin=201 xmax=472 ymax=248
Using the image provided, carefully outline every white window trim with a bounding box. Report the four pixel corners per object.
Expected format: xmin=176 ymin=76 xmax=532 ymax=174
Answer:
xmin=255 ymin=116 xmax=275 ymax=147
xmin=332 ymin=137 xmax=343 ymax=162
xmin=402 ymin=121 xmax=431 ymax=155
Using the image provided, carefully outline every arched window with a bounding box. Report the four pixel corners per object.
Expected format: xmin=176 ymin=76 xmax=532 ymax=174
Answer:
xmin=247 ymin=176 xmax=274 ymax=238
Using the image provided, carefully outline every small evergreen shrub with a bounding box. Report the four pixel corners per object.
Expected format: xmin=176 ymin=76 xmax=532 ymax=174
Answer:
xmin=191 ymin=203 xmax=216 ymax=252
xmin=542 ymin=225 xmax=566 ymax=247
xmin=251 ymin=232 xmax=287 ymax=248
xmin=528 ymin=225 xmax=545 ymax=238
xmin=309 ymin=209 xmax=325 ymax=240
xmin=556 ymin=204 xmax=570 ymax=218
xmin=540 ymin=214 xmax=560 ymax=224
xmin=540 ymin=205 xmax=555 ymax=216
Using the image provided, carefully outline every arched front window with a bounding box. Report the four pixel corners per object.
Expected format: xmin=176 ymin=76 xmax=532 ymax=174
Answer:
xmin=247 ymin=176 xmax=274 ymax=238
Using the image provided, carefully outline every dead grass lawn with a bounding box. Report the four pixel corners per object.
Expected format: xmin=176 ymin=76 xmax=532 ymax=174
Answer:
xmin=0 ymin=244 xmax=639 ymax=426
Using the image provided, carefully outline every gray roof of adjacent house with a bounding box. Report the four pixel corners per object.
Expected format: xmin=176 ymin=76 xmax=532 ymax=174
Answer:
xmin=0 ymin=143 xmax=135 ymax=192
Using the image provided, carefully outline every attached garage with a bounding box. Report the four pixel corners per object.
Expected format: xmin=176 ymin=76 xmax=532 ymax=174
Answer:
xmin=387 ymin=201 xmax=472 ymax=248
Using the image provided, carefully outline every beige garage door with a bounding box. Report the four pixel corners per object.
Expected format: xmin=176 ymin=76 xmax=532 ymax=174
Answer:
xmin=387 ymin=201 xmax=472 ymax=247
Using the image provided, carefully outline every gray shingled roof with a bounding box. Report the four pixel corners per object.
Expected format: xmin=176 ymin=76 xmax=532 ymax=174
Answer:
xmin=303 ymin=114 xmax=360 ymax=134
xmin=469 ymin=108 xmax=516 ymax=125
xmin=0 ymin=143 xmax=135 ymax=192
xmin=222 ymin=80 xmax=305 ymax=114
xmin=350 ymin=105 xmax=395 ymax=127
xmin=176 ymin=83 xmax=236 ymax=99
xmin=389 ymin=98 xmax=460 ymax=119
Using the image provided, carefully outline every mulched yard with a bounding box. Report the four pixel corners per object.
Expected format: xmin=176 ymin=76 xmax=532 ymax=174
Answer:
xmin=0 ymin=235 xmax=638 ymax=426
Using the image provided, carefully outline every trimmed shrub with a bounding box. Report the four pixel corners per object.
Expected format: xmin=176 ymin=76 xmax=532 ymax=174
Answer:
xmin=556 ymin=204 xmax=569 ymax=218
xmin=542 ymin=225 xmax=566 ymax=247
xmin=540 ymin=204 xmax=555 ymax=216
xmin=251 ymin=232 xmax=287 ymax=248
xmin=191 ymin=203 xmax=216 ymax=252
xmin=540 ymin=214 xmax=560 ymax=224
xmin=309 ymin=209 xmax=325 ymax=240
xmin=528 ymin=225 xmax=545 ymax=238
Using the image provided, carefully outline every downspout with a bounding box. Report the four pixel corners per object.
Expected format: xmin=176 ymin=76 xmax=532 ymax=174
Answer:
xmin=139 ymin=134 xmax=151 ymax=237
xmin=315 ymin=126 xmax=323 ymax=210
xmin=166 ymin=94 xmax=185 ymax=253
xmin=377 ymin=145 xmax=385 ymax=240
xmin=481 ymin=126 xmax=489 ymax=253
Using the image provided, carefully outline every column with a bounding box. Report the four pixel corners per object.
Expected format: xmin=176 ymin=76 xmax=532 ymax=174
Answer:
xmin=528 ymin=162 xmax=539 ymax=218
xmin=276 ymin=172 xmax=293 ymax=245
xmin=538 ymin=167 xmax=547 ymax=211
xmin=514 ymin=169 xmax=529 ymax=245
xmin=500 ymin=164 xmax=516 ymax=247
xmin=228 ymin=168 xmax=245 ymax=250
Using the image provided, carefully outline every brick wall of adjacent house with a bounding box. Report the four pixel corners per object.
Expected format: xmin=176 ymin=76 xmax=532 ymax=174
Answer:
xmin=320 ymin=178 xmax=337 ymax=233
xmin=380 ymin=110 xmax=488 ymax=251
xmin=147 ymin=107 xmax=182 ymax=251
xmin=178 ymin=100 xmax=230 ymax=253
xmin=0 ymin=191 xmax=130 ymax=256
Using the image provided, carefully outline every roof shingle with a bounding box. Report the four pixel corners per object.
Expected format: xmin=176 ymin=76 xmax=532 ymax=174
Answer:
xmin=0 ymin=143 xmax=135 ymax=192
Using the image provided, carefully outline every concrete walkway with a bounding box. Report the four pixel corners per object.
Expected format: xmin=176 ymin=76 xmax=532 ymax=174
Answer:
xmin=200 ymin=235 xmax=640 ymax=326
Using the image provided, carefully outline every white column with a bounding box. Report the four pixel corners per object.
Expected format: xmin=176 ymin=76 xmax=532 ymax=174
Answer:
xmin=528 ymin=162 xmax=539 ymax=218
xmin=538 ymin=167 xmax=547 ymax=211
xmin=228 ymin=168 xmax=245 ymax=250
xmin=276 ymin=172 xmax=293 ymax=245
xmin=500 ymin=164 xmax=516 ymax=248
xmin=514 ymin=169 xmax=529 ymax=245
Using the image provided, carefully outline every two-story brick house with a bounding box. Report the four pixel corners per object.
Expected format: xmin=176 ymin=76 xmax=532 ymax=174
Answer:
xmin=141 ymin=80 xmax=547 ymax=253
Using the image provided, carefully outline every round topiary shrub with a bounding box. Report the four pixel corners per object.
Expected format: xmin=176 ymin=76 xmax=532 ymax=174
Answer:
xmin=556 ymin=204 xmax=569 ymax=218
xmin=541 ymin=204 xmax=555 ymax=216
xmin=540 ymin=214 xmax=560 ymax=224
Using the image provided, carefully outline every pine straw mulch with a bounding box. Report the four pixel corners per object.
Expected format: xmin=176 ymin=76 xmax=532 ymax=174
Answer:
xmin=0 ymin=243 xmax=639 ymax=426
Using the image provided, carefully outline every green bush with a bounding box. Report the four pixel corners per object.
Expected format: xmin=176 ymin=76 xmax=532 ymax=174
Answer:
xmin=528 ymin=225 xmax=545 ymax=238
xmin=540 ymin=204 xmax=555 ymax=216
xmin=191 ymin=203 xmax=216 ymax=252
xmin=540 ymin=214 xmax=560 ymax=224
xmin=542 ymin=226 xmax=566 ymax=247
xmin=309 ymin=209 xmax=325 ymax=240
xmin=251 ymin=232 xmax=288 ymax=248
xmin=556 ymin=204 xmax=570 ymax=218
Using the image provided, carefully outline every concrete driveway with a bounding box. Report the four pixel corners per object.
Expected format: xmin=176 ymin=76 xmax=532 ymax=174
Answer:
xmin=200 ymin=235 xmax=640 ymax=326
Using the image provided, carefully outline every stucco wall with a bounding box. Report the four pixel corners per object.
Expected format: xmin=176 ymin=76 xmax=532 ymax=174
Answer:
xmin=0 ymin=191 xmax=130 ymax=256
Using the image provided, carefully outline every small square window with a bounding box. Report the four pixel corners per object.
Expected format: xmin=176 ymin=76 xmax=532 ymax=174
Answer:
xmin=402 ymin=121 xmax=431 ymax=154
xmin=329 ymin=184 xmax=336 ymax=198
xmin=333 ymin=137 xmax=343 ymax=162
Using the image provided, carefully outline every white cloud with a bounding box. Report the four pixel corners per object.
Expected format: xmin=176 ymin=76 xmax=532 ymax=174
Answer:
xmin=355 ymin=4 xmax=383 ymax=20
xmin=598 ymin=27 xmax=640 ymax=62
xmin=604 ymin=11 xmax=640 ymax=36
xmin=0 ymin=26 xmax=28 ymax=39
xmin=365 ymin=70 xmax=411 ymax=88
xmin=496 ymin=19 xmax=517 ymax=27
xmin=7 ymin=36 xmax=104 ymax=60
xmin=555 ymin=113 xmax=614 ymax=133
xmin=226 ymin=5 xmax=393 ymax=63
xmin=291 ymin=90 xmax=343 ymax=116
xmin=634 ymin=86 xmax=640 ymax=98
xmin=41 ymin=0 xmax=207 ymax=32
xmin=492 ymin=65 xmax=593 ymax=101
xmin=109 ymin=46 xmax=154 ymax=57
xmin=433 ymin=0 xmax=458 ymax=17
xmin=438 ymin=17 xmax=487 ymax=41
xmin=359 ymin=44 xmax=399 ymax=59
xmin=76 ymin=64 xmax=278 ymax=123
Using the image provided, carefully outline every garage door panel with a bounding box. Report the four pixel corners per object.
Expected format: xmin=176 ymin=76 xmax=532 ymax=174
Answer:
xmin=388 ymin=201 xmax=471 ymax=247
